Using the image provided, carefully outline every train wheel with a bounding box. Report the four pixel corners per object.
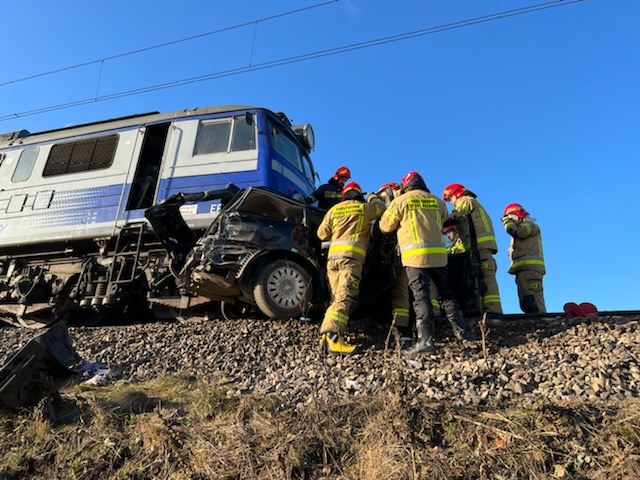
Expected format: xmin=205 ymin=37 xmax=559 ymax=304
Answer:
xmin=253 ymin=259 xmax=311 ymax=319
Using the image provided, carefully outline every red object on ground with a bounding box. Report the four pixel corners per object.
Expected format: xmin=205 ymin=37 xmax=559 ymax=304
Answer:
xmin=563 ymin=302 xmax=582 ymax=318
xmin=579 ymin=302 xmax=598 ymax=317
xmin=563 ymin=302 xmax=599 ymax=318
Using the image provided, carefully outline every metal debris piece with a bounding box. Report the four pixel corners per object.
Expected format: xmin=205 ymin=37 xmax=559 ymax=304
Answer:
xmin=0 ymin=322 xmax=81 ymax=410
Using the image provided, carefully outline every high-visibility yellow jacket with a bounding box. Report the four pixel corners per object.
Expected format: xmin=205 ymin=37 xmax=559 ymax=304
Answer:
xmin=316 ymin=200 xmax=384 ymax=260
xmin=504 ymin=217 xmax=546 ymax=274
xmin=453 ymin=194 xmax=498 ymax=254
xmin=447 ymin=234 xmax=466 ymax=254
xmin=379 ymin=189 xmax=449 ymax=268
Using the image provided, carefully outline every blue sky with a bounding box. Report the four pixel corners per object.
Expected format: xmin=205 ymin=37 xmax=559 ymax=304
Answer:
xmin=1 ymin=0 xmax=638 ymax=314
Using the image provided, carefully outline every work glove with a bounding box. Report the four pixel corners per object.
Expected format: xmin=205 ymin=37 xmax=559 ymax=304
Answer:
xmin=367 ymin=193 xmax=385 ymax=207
xmin=502 ymin=216 xmax=518 ymax=236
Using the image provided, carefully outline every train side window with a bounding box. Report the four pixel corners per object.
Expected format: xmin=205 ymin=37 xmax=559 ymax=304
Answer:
xmin=12 ymin=147 xmax=39 ymax=183
xmin=230 ymin=115 xmax=256 ymax=152
xmin=194 ymin=120 xmax=231 ymax=155
xmin=271 ymin=126 xmax=303 ymax=172
xmin=301 ymin=154 xmax=315 ymax=186
xmin=43 ymin=134 xmax=117 ymax=176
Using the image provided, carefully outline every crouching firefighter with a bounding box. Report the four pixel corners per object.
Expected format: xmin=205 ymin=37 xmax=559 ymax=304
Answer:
xmin=316 ymin=181 xmax=385 ymax=354
xmin=380 ymin=172 xmax=472 ymax=357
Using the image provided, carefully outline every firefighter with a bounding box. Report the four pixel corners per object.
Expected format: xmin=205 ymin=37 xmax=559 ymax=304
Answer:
xmin=316 ymin=181 xmax=385 ymax=355
xmin=442 ymin=221 xmax=466 ymax=254
xmin=380 ymin=172 xmax=471 ymax=356
xmin=443 ymin=183 xmax=504 ymax=324
xmin=373 ymin=182 xmax=411 ymax=339
xmin=501 ymin=203 xmax=547 ymax=314
xmin=305 ymin=166 xmax=351 ymax=210
xmin=428 ymin=221 xmax=464 ymax=322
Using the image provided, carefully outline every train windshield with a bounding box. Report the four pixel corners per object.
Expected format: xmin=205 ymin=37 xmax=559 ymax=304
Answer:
xmin=267 ymin=115 xmax=315 ymax=197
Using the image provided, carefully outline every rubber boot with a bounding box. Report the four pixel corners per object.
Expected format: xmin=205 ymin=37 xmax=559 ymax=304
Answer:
xmin=486 ymin=312 xmax=504 ymax=327
xmin=404 ymin=320 xmax=435 ymax=357
xmin=320 ymin=332 xmax=362 ymax=355
xmin=447 ymin=309 xmax=476 ymax=342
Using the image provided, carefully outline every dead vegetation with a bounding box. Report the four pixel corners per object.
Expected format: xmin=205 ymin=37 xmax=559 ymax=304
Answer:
xmin=0 ymin=374 xmax=638 ymax=480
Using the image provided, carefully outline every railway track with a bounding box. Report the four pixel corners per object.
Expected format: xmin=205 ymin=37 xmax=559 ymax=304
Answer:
xmin=1 ymin=307 xmax=639 ymax=330
xmin=502 ymin=309 xmax=640 ymax=320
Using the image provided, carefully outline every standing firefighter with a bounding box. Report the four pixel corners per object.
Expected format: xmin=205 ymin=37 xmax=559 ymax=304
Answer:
xmin=317 ymin=181 xmax=384 ymax=354
xmin=380 ymin=172 xmax=471 ymax=356
xmin=443 ymin=183 xmax=504 ymax=323
xmin=502 ymin=203 xmax=547 ymax=313
xmin=305 ymin=166 xmax=351 ymax=210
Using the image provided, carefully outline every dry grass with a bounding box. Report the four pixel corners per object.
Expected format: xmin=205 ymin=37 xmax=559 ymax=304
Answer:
xmin=0 ymin=375 xmax=638 ymax=479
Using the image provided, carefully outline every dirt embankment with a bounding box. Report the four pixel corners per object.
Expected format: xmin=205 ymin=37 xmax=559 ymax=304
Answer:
xmin=0 ymin=314 xmax=638 ymax=479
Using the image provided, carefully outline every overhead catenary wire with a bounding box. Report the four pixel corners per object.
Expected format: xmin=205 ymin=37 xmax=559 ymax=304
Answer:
xmin=0 ymin=0 xmax=338 ymax=88
xmin=0 ymin=0 xmax=582 ymax=123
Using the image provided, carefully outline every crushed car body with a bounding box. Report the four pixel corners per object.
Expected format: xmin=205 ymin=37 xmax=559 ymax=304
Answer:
xmin=146 ymin=185 xmax=332 ymax=319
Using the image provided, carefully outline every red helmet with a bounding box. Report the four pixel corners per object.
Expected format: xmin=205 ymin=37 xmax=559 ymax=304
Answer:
xmin=377 ymin=181 xmax=399 ymax=193
xmin=441 ymin=224 xmax=457 ymax=234
xmin=443 ymin=183 xmax=466 ymax=201
xmin=341 ymin=181 xmax=363 ymax=197
xmin=332 ymin=166 xmax=351 ymax=182
xmin=503 ymin=203 xmax=529 ymax=219
xmin=400 ymin=171 xmax=426 ymax=192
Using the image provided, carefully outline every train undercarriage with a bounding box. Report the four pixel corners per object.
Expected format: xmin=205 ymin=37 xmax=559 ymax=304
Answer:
xmin=0 ymin=224 xmax=184 ymax=328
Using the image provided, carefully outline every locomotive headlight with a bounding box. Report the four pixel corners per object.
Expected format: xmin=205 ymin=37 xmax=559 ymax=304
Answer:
xmin=293 ymin=123 xmax=315 ymax=152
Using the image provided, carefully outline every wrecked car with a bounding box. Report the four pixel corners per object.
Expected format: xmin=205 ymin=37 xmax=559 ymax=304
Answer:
xmin=145 ymin=185 xmax=397 ymax=321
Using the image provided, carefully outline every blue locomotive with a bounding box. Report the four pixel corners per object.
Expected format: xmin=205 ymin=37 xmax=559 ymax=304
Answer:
xmin=0 ymin=105 xmax=317 ymax=327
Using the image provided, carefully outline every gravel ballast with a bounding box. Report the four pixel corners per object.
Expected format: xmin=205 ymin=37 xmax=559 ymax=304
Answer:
xmin=1 ymin=314 xmax=638 ymax=408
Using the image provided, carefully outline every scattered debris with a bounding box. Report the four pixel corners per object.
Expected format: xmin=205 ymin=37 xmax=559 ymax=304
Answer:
xmin=0 ymin=322 xmax=81 ymax=410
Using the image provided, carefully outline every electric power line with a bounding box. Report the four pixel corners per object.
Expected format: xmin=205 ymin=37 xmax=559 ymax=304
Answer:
xmin=0 ymin=0 xmax=338 ymax=88
xmin=0 ymin=0 xmax=581 ymax=123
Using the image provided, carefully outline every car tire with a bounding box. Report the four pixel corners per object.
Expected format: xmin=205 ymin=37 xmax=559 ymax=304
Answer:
xmin=253 ymin=259 xmax=311 ymax=319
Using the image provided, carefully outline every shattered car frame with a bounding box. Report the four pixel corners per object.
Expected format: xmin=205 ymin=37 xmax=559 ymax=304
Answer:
xmin=147 ymin=185 xmax=333 ymax=319
xmin=146 ymin=184 xmax=401 ymax=321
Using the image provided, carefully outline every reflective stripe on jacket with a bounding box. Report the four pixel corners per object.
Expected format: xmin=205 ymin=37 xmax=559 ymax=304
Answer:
xmin=453 ymin=195 xmax=498 ymax=253
xmin=379 ymin=189 xmax=449 ymax=268
xmin=504 ymin=217 xmax=545 ymax=274
xmin=316 ymin=200 xmax=384 ymax=260
xmin=306 ymin=182 xmax=342 ymax=210
xmin=447 ymin=234 xmax=466 ymax=254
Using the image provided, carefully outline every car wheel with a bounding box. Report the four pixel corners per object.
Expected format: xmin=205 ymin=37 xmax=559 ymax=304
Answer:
xmin=253 ymin=259 xmax=311 ymax=319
